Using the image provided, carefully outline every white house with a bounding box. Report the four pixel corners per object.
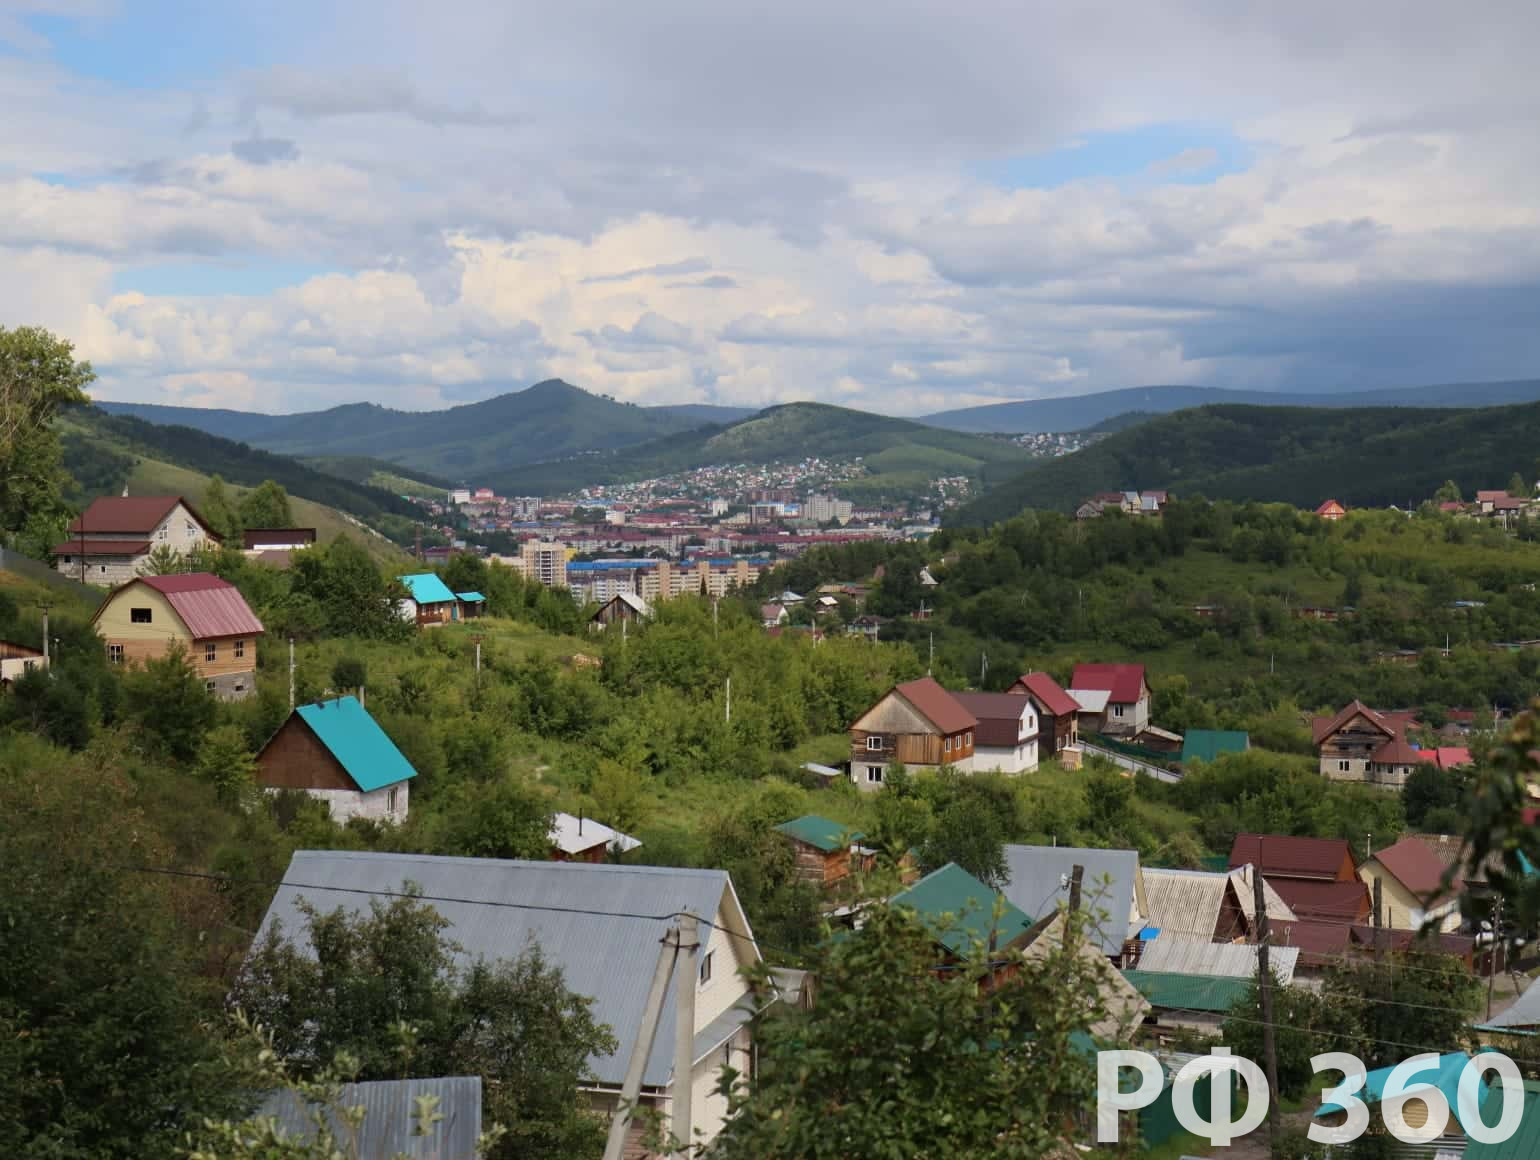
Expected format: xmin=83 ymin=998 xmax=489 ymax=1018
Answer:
xmin=253 ymin=696 xmax=416 ymax=823
xmin=54 ymin=494 xmax=219 ymax=586
xmin=952 ymin=691 xmax=1039 ymax=774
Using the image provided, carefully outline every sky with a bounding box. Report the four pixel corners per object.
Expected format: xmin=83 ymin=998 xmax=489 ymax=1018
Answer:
xmin=3 ymin=0 xmax=1539 ymax=417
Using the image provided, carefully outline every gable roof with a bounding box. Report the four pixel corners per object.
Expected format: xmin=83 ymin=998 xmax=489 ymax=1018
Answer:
xmin=1228 ymin=833 xmax=1355 ymax=880
xmin=1371 ymin=736 xmax=1431 ymax=766
xmin=1181 ymin=730 xmax=1250 ymax=765
xmin=1140 ymin=867 xmax=1294 ymax=940
xmin=255 ymin=851 xmax=749 ymax=1088
xmin=1067 ymin=688 xmax=1111 ymax=714
xmin=1013 ymin=671 xmax=1079 ymax=718
xmin=100 ymin=573 xmax=264 ymax=640
xmin=891 ymin=863 xmax=1034 ymax=956
xmin=1434 ymin=746 xmax=1473 ymax=768
xmin=398 ymin=573 xmax=458 ymax=605
xmin=294 ymin=696 xmax=418 ymax=792
xmin=1311 ymin=699 xmax=1399 ymax=746
xmin=951 ymin=691 xmax=1034 ymax=748
xmin=1000 ymin=844 xmax=1142 ymax=956
xmin=1269 ymin=878 xmax=1372 ymax=921
xmin=68 ymin=494 xmax=213 ymax=537
xmin=1315 ymin=499 xmax=1346 ymax=515
xmin=455 ymin=591 xmax=486 ymax=603
xmin=1476 ymin=978 xmax=1540 ymax=1033
xmin=1123 ymin=970 xmax=1252 ymax=1014
xmin=775 ymin=814 xmax=863 ymax=854
xmin=893 ymin=677 xmax=976 ymax=735
xmin=255 ymin=1077 xmax=481 ymax=1158
xmin=549 ymin=812 xmax=641 ymax=856
xmin=1369 ymin=837 xmax=1454 ymax=898
xmin=1134 ymin=936 xmax=1299 ymax=983
xmin=1070 ymin=663 xmax=1147 ymax=703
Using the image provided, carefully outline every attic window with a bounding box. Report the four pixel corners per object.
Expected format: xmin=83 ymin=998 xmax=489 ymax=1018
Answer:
xmin=130 ymin=607 xmax=152 ymax=624
xmin=186 ymin=521 xmax=196 ymax=535
xmin=866 ymin=736 xmax=884 ymax=751
xmin=699 ymin=950 xmax=714 ymax=986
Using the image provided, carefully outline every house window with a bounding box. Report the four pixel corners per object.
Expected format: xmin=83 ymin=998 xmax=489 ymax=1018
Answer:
xmin=99 ymin=564 xmax=107 ymax=574
xmin=388 ymin=786 xmax=399 ymax=813
xmin=186 ymin=520 xmax=196 ymax=535
xmin=865 ymin=736 xmax=884 ymax=751
xmin=944 ymin=736 xmax=952 ymax=753
xmin=234 ymin=682 xmax=245 ymax=693
xmin=965 ymin=732 xmax=973 ymax=748
xmin=866 ymin=765 xmax=884 ymax=784
xmin=234 ymin=639 xmax=246 ymax=659
xmin=1339 ymin=760 xmax=1351 ymax=772
xmin=158 ymin=526 xmax=168 ymax=539
xmin=108 ymin=644 xmax=124 ymax=664
xmin=205 ymin=680 xmax=216 ymax=693
xmin=205 ymin=642 xmax=217 ymax=662
xmin=1112 ymin=704 xmax=1125 ymax=717
xmin=62 ymin=555 xmax=71 ymax=564
xmin=699 ymin=950 xmax=714 ymax=985
xmin=130 ymin=607 xmax=152 ymax=624
xmin=23 ymin=659 xmax=35 ymax=672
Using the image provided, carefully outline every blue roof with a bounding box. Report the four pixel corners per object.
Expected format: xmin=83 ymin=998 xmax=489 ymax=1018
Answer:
xmin=1317 ymin=1052 xmax=1489 ymax=1128
xmin=398 ymin=572 xmax=457 ymax=604
xmin=296 ymin=696 xmax=418 ymax=792
xmin=455 ymin=591 xmax=485 ymax=602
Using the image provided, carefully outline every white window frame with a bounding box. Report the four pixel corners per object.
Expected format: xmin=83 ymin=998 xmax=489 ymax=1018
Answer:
xmin=944 ymin=736 xmax=952 ymax=753
xmin=1112 ymin=704 xmax=1125 ymax=717
xmin=388 ymin=786 xmax=399 ymax=814
xmin=699 ymin=950 xmax=714 ymax=986
xmin=866 ymin=765 xmax=884 ymax=784
xmin=1339 ymin=760 xmax=1351 ymax=772
xmin=965 ymin=732 xmax=973 ymax=748
xmin=205 ymin=679 xmax=216 ymax=693
xmin=108 ymin=644 xmax=124 ymax=664
xmin=865 ymin=735 xmax=884 ymax=751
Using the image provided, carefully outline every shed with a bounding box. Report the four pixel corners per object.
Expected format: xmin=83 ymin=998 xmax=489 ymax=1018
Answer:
xmin=891 ymin=863 xmax=1035 ymax=956
xmin=455 ymin=591 xmax=486 ymax=618
xmin=549 ymin=812 xmax=642 ymax=863
xmin=776 ymin=814 xmax=868 ymax=886
xmin=254 ymin=696 xmax=417 ymax=824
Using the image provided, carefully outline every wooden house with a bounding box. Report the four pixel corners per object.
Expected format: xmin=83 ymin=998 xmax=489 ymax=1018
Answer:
xmin=1312 ymin=700 xmax=1429 ymax=786
xmin=1069 ymin=663 xmax=1150 ymax=737
xmin=396 ymin=572 xmax=460 ymax=626
xmin=590 ymin=591 xmax=651 ymax=630
xmin=254 ymin=695 xmax=417 ymax=823
xmin=1008 ymin=671 xmax=1079 ymax=755
xmin=1358 ymin=837 xmax=1462 ymax=932
xmin=848 ymin=677 xmax=976 ymax=789
xmin=774 ymin=814 xmax=874 ymax=886
xmin=92 ymin=572 xmax=263 ymax=700
xmin=55 ymin=494 xmax=219 ymax=586
xmin=548 ymin=812 xmax=641 ymax=863
xmin=455 ymin=591 xmax=486 ymax=619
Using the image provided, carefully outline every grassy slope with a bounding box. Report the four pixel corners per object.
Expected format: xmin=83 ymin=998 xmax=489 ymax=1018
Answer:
xmin=954 ymin=402 xmax=1540 ymax=523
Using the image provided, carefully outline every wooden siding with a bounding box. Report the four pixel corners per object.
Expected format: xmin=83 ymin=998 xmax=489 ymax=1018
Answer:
xmin=551 ymin=841 xmax=608 ymax=864
xmin=786 ymin=838 xmax=856 ymax=886
xmin=255 ymin=716 xmax=354 ymax=792
xmin=850 ymin=728 xmax=972 ymax=767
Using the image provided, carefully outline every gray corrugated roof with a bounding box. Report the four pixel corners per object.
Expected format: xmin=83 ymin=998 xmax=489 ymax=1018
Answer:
xmin=255 ymin=851 xmax=742 ymax=1088
xmin=1000 ymin=845 xmax=1141 ymax=956
xmin=1476 ymin=978 xmax=1540 ymax=1030
xmin=256 ymin=1076 xmax=481 ymax=1158
xmin=1133 ymin=936 xmax=1300 ymax=984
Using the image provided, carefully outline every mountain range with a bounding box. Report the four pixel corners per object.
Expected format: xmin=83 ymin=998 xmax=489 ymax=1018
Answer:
xmin=950 ymin=401 xmax=1540 ymax=525
xmin=921 ymin=378 xmax=1540 ymax=433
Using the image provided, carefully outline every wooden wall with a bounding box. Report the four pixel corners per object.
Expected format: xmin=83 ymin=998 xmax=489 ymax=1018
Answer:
xmin=255 ymin=716 xmax=353 ymax=791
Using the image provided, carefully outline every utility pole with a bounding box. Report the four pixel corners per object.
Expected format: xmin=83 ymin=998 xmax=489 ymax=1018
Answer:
xmin=1373 ymin=877 xmax=1385 ymax=961
xmin=38 ymin=601 xmax=51 ymax=664
xmin=928 ymin=632 xmax=934 ymax=676
xmin=673 ymin=912 xmax=699 ymax=1159
xmin=1489 ymin=895 xmax=1504 ymax=1019
xmin=471 ymin=633 xmax=484 ymax=694
xmin=725 ymin=675 xmax=731 ymax=724
xmin=979 ymin=651 xmax=988 ymax=686
xmin=288 ymin=637 xmax=296 ymax=710
xmin=1254 ymin=867 xmax=1282 ymax=1150
xmin=602 ymin=921 xmax=684 ymax=1160
xmin=1063 ymin=863 xmax=1084 ymax=950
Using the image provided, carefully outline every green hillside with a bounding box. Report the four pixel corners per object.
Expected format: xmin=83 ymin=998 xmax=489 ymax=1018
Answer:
xmin=486 ymin=401 xmax=1034 ymax=495
xmin=953 ymin=402 xmax=1540 ymax=524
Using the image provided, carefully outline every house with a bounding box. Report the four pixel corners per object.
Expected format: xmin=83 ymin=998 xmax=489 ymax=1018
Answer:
xmin=1474 ymin=977 xmax=1540 ymax=1036
xmin=242 ymin=527 xmax=317 ymax=553
xmin=397 ymin=572 xmax=460 ymax=626
xmin=1312 ymin=699 xmax=1429 ymax=786
xmin=254 ymin=696 xmax=416 ymax=823
xmin=253 ymin=851 xmax=764 ymax=1153
xmin=1009 ymin=671 xmax=1080 ymax=755
xmin=848 ymin=677 xmax=976 ymax=789
xmin=92 ymin=573 xmax=263 ymax=699
xmin=1123 ymin=971 xmax=1251 ymax=1034
xmin=1131 ymin=935 xmax=1300 ymax=984
xmin=1227 ymin=833 xmax=1370 ymax=921
xmin=775 ymin=815 xmax=871 ymax=887
xmin=1139 ymin=866 xmax=1295 ymax=944
xmin=455 ymin=591 xmax=486 ymax=619
xmin=549 ymin=812 xmax=641 ymax=863
xmin=891 ymin=862 xmax=1036 ymax=958
xmin=54 ymin=494 xmax=219 ymax=586
xmin=951 ymin=691 xmax=1039 ymax=774
xmin=1180 ymin=729 xmax=1250 ymax=767
xmin=1069 ymin=663 xmax=1150 ymax=737
xmin=255 ymin=1077 xmax=481 ymax=1159
xmin=0 ymin=639 xmax=47 ymax=685
xmin=1314 ymin=498 xmax=1347 ymax=521
xmin=760 ymin=602 xmax=788 ymax=628
xmin=1358 ymin=837 xmax=1462 ymax=932
xmin=591 ymin=591 xmax=652 ymax=629
xmin=999 ymin=844 xmax=1147 ymax=962
xmin=1315 ymin=1052 xmax=1499 ymax=1156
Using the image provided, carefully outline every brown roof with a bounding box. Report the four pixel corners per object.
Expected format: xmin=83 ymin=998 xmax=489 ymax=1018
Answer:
xmin=1272 ymin=918 xmax=1352 ymax=966
xmin=1269 ymin=879 xmax=1371 ymax=921
xmin=1347 ymin=925 xmax=1475 ymax=961
xmin=51 ymin=539 xmax=151 ymax=557
xmin=1370 ymin=837 xmax=1456 ymax=899
xmin=68 ymin=495 xmax=216 ymax=538
xmin=99 ymin=573 xmax=264 ymax=640
xmin=1012 ymin=671 xmax=1080 ymax=718
xmin=894 ymin=678 xmax=976 ymax=736
xmin=1371 ymin=737 xmax=1433 ymax=766
xmin=951 ymin=692 xmax=1034 ymax=748
xmin=1228 ymin=833 xmax=1355 ymax=880
xmin=1311 ymin=699 xmax=1397 ymax=746
xmin=1415 ymin=833 xmax=1498 ymax=884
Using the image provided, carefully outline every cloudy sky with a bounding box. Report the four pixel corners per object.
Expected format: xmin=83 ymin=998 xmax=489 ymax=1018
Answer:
xmin=4 ymin=0 xmax=1539 ymax=416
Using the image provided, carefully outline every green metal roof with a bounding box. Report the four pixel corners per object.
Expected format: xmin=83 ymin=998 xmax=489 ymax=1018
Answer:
xmin=1122 ymin=970 xmax=1250 ymax=1013
xmin=398 ymin=572 xmax=457 ymax=604
xmin=1468 ymin=1080 xmax=1540 ymax=1160
xmin=455 ymin=591 xmax=486 ymax=602
xmin=1180 ymin=730 xmax=1250 ymax=765
xmin=891 ymin=863 xmax=1034 ymax=956
xmin=296 ymin=696 xmax=418 ymax=792
xmin=775 ymin=814 xmax=863 ymax=853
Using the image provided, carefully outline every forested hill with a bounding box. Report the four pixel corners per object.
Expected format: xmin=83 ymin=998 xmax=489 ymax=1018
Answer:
xmin=951 ymin=401 xmax=1540 ymax=524
xmin=486 ymin=401 xmax=1033 ymax=495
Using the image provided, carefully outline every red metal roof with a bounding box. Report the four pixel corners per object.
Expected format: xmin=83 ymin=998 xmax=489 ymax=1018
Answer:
xmin=1434 ymin=747 xmax=1472 ymax=768
xmin=1370 ymin=837 xmax=1454 ymax=898
xmin=951 ymin=692 xmax=1034 ymax=748
xmin=1315 ymin=499 xmax=1346 ymax=515
xmin=894 ymin=678 xmax=976 ymax=736
xmin=1012 ymin=671 xmax=1079 ymax=718
xmin=135 ymin=573 xmax=264 ymax=639
xmin=51 ymin=538 xmax=150 ymax=556
xmin=1370 ymin=737 xmax=1433 ymax=765
xmin=1477 ymin=489 xmax=1511 ymax=502
xmin=1228 ymin=832 xmax=1356 ymax=880
xmin=1311 ymin=699 xmax=1400 ymax=746
xmin=67 ymin=495 xmax=217 ymax=537
xmin=1069 ymin=663 xmax=1147 ymax=704
xmin=1269 ymin=879 xmax=1371 ymax=920
xmin=1271 ymin=918 xmax=1352 ymax=966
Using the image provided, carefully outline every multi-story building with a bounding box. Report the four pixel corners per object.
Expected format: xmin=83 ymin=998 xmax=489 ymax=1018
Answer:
xmin=521 ymin=540 xmax=568 ymax=588
xmin=55 ymin=494 xmax=219 ymax=586
xmin=803 ymin=494 xmax=854 ymax=524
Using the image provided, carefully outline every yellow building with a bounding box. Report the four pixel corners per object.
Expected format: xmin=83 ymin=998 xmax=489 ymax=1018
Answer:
xmin=1357 ymin=837 xmax=1462 ymax=932
xmin=92 ymin=572 xmax=264 ymax=700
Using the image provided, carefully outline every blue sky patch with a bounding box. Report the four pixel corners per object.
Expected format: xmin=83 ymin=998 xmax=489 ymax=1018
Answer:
xmin=23 ymin=3 xmax=278 ymax=88
xmin=112 ymin=258 xmax=334 ymax=298
xmin=972 ymin=123 xmax=1251 ymax=190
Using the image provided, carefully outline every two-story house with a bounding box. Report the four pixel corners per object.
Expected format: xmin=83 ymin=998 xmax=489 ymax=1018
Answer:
xmin=253 ymin=852 xmax=766 ymax=1154
xmin=1227 ymin=832 xmax=1370 ymax=923
xmin=255 ymin=696 xmax=417 ymax=823
xmin=1070 ymin=663 xmax=1150 ymax=737
xmin=848 ymin=677 xmax=976 ymax=789
xmin=91 ymin=573 xmax=263 ymax=699
xmin=952 ymin=691 xmax=1039 ymax=773
xmin=1312 ymin=700 xmax=1428 ymax=786
xmin=1357 ymin=837 xmax=1462 ymax=932
xmin=1008 ymin=671 xmax=1080 ymax=755
xmin=55 ymin=494 xmax=219 ymax=586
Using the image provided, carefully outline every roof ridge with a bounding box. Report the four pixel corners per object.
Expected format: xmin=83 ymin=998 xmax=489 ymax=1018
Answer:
xmin=289 ymin=849 xmax=729 ymax=879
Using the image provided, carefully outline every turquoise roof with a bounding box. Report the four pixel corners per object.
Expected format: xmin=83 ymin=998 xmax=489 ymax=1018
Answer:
xmin=775 ymin=814 xmax=863 ymax=853
xmin=296 ymin=696 xmax=418 ymax=792
xmin=398 ymin=573 xmax=457 ymax=604
xmin=891 ymin=863 xmax=1034 ymax=956
xmin=1469 ymin=1080 xmax=1540 ymax=1159
xmin=1317 ymin=1052 xmax=1489 ymax=1129
xmin=455 ymin=591 xmax=486 ymax=602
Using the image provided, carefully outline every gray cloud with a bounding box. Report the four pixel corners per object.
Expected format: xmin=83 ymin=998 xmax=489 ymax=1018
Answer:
xmin=580 ymin=258 xmax=711 ymax=284
xmin=231 ymin=133 xmax=299 ymax=165
xmin=240 ymin=65 xmax=524 ymax=127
